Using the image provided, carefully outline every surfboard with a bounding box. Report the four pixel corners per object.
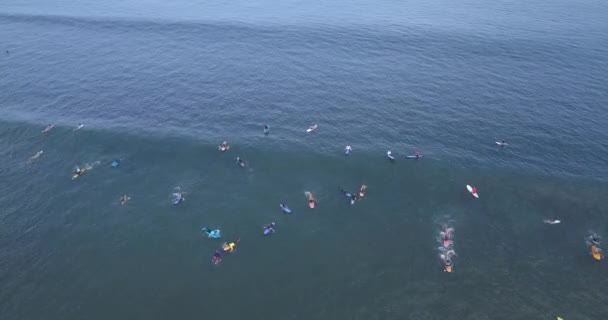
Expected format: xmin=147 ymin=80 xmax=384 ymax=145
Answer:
xmin=72 ymin=169 xmax=86 ymax=180
xmin=496 ymin=141 xmax=509 ymax=146
xmin=280 ymin=204 xmax=292 ymax=214
xmin=444 ymin=265 xmax=453 ymax=273
xmin=387 ymin=151 xmax=395 ymax=161
xmin=305 ymin=192 xmax=315 ymax=208
xmin=263 ymin=228 xmax=273 ymax=235
xmin=218 ymin=145 xmax=229 ymax=152
xmin=466 ymin=185 xmax=479 ymax=198
xmin=173 ymin=195 xmax=184 ymax=205
xmin=406 ymin=155 xmax=421 ymax=159
xmin=111 ymin=160 xmax=120 ymax=167
xmin=544 ymin=219 xmax=561 ymax=224
xmin=359 ymin=185 xmax=366 ymax=198
xmin=592 ymin=246 xmax=602 ymax=261
xmin=306 ymin=124 xmax=318 ymax=132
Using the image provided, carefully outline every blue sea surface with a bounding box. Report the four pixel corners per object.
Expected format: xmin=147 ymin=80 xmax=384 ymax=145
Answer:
xmin=1 ymin=0 xmax=608 ymax=319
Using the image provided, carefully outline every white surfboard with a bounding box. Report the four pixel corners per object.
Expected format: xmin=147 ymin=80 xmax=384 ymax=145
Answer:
xmin=466 ymin=185 xmax=479 ymax=198
xmin=495 ymin=141 xmax=509 ymax=146
xmin=544 ymin=219 xmax=561 ymax=224
xmin=306 ymin=124 xmax=318 ymax=133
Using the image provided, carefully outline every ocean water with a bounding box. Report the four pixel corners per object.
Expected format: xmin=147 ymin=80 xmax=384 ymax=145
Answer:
xmin=1 ymin=0 xmax=608 ymax=319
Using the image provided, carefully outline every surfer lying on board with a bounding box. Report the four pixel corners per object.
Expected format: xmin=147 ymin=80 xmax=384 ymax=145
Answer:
xmin=222 ymin=239 xmax=240 ymax=253
xmin=339 ymin=188 xmax=358 ymax=204
xmin=202 ymin=227 xmax=221 ymax=239
xmin=42 ymin=124 xmax=54 ymax=133
xmin=585 ymin=234 xmax=602 ymax=260
xmin=212 ymin=250 xmax=222 ymax=265
xmin=172 ymin=187 xmax=185 ymax=205
xmin=28 ymin=150 xmax=43 ymax=162
xmin=120 ymin=194 xmax=130 ymax=205
xmin=444 ymin=257 xmax=453 ymax=272
xmin=440 ymin=249 xmax=456 ymax=273
xmin=305 ymin=192 xmax=316 ymax=208
xmin=74 ymin=167 xmax=86 ymax=177
xmin=263 ymin=222 xmax=276 ymax=235
xmin=440 ymin=228 xmax=453 ymax=248
xmin=236 ymin=157 xmax=246 ymax=168
xmin=359 ymin=185 xmax=367 ymax=198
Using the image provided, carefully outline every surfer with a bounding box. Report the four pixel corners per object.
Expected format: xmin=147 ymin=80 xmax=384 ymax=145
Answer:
xmin=212 ymin=250 xmax=222 ymax=265
xmin=120 ymin=194 xmax=130 ymax=205
xmin=222 ymin=239 xmax=240 ymax=253
xmin=590 ymin=245 xmax=603 ymax=261
xmin=340 ymin=188 xmax=357 ymax=204
xmin=305 ymin=192 xmax=316 ymax=208
xmin=236 ymin=157 xmax=246 ymax=168
xmin=264 ymin=222 xmax=276 ymax=235
xmin=471 ymin=186 xmax=477 ymax=195
xmin=280 ymin=203 xmax=291 ymax=214
xmin=350 ymin=193 xmax=358 ymax=204
xmin=340 ymin=188 xmax=352 ymax=198
xmin=444 ymin=258 xmax=453 ymax=272
xmin=543 ymin=218 xmax=561 ymax=225
xmin=42 ymin=124 xmax=54 ymax=133
xmin=29 ymin=150 xmax=43 ymax=162
xmin=441 ymin=228 xmax=453 ymax=247
xmin=74 ymin=167 xmax=86 ymax=177
xmin=172 ymin=188 xmax=185 ymax=205
xmin=441 ymin=249 xmax=456 ymax=272
xmin=359 ymin=185 xmax=367 ymax=198
xmin=345 ymin=145 xmax=352 ymax=155
xmin=219 ymin=141 xmax=229 ymax=151
xmin=415 ymin=151 xmax=420 ymax=159
xmin=264 ymin=125 xmax=270 ymax=135
xmin=202 ymin=227 xmax=221 ymax=239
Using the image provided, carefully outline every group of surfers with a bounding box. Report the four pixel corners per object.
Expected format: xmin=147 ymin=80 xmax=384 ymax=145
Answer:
xmin=211 ymin=239 xmax=241 ymax=265
xmin=61 ymin=127 xmax=603 ymax=269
